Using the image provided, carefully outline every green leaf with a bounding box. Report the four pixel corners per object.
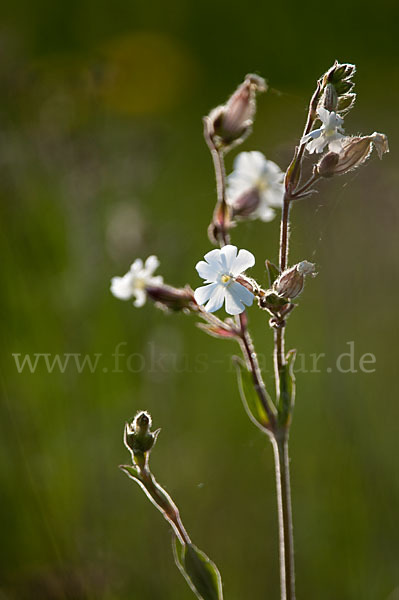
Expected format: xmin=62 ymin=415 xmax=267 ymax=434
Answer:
xmin=119 ymin=464 xmax=142 ymax=483
xmin=173 ymin=538 xmax=223 ymax=600
xmin=284 ymin=148 xmax=301 ymax=192
xmin=233 ymin=357 xmax=272 ymax=432
xmin=278 ymin=349 xmax=296 ymax=425
xmin=265 ymin=260 xmax=280 ymax=287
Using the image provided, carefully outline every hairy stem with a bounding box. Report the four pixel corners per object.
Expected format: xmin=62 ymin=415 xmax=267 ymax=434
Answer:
xmin=139 ymin=467 xmax=192 ymax=546
xmin=272 ymin=434 xmax=296 ymax=600
xmin=279 ymin=194 xmax=291 ymax=273
xmin=203 ymin=118 xmax=231 ymax=246
xmin=212 ymin=148 xmax=230 ymax=246
xmin=239 ymin=313 xmax=277 ymax=428
xmin=273 ymin=327 xmax=285 ymax=398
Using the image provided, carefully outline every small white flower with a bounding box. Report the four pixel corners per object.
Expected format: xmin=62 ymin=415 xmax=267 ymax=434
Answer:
xmin=226 ymin=151 xmax=285 ymax=222
xmin=301 ymin=107 xmax=345 ymax=154
xmin=111 ymin=256 xmax=163 ymax=307
xmin=194 ymin=245 xmax=255 ymax=315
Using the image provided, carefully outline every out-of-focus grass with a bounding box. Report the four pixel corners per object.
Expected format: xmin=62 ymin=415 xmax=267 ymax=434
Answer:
xmin=0 ymin=1 xmax=398 ymax=598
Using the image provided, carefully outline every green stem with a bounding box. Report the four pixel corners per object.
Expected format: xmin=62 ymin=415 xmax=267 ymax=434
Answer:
xmin=271 ymin=434 xmax=296 ymax=600
xmin=139 ymin=468 xmax=191 ymax=546
xmin=279 ymin=195 xmax=291 ymax=273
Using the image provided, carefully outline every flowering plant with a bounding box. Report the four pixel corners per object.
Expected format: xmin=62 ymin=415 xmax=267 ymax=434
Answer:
xmin=112 ymin=62 xmax=388 ymax=600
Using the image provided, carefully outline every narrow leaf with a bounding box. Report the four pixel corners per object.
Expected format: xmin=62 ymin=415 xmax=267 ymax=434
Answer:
xmin=173 ymin=537 xmax=223 ymax=600
xmin=119 ymin=464 xmax=142 ymax=483
xmin=278 ymin=349 xmax=296 ymax=425
xmin=265 ymin=260 xmax=280 ymax=287
xmin=284 ymin=147 xmax=301 ymax=192
xmin=233 ymin=357 xmax=271 ymax=432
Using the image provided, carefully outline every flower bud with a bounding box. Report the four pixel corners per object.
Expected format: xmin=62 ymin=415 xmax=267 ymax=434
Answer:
xmin=124 ymin=411 xmax=160 ymax=467
xmin=207 ymin=74 xmax=267 ymax=150
xmin=322 ymin=83 xmax=338 ymax=112
xmin=230 ymin=187 xmax=261 ymax=218
xmin=325 ymin=61 xmax=356 ymax=85
xmin=146 ymin=284 xmax=195 ymax=312
xmin=316 ymin=151 xmax=340 ymax=178
xmin=336 ymin=93 xmax=356 ymax=114
xmin=316 ymin=132 xmax=389 ymax=177
xmin=273 ymin=261 xmax=316 ymax=299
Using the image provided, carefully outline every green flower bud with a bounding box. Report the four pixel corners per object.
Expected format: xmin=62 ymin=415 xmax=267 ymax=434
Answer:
xmin=124 ymin=411 xmax=160 ymax=468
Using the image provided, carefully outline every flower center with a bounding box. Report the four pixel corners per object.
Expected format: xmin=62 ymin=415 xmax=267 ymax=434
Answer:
xmin=221 ymin=274 xmax=232 ymax=285
xmin=256 ymin=176 xmax=269 ymax=192
xmin=134 ymin=277 xmax=146 ymax=290
xmin=325 ymin=127 xmax=336 ymax=138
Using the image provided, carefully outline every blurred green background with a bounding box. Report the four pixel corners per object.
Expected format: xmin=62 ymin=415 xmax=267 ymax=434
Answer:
xmin=0 ymin=1 xmax=398 ymax=598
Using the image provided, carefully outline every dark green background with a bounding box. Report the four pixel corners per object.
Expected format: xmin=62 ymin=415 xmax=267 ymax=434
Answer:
xmin=1 ymin=1 xmax=398 ymax=598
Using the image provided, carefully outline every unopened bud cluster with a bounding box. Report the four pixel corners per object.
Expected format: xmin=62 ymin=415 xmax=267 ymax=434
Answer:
xmin=320 ymin=61 xmax=356 ymax=115
xmin=205 ymin=74 xmax=267 ymax=151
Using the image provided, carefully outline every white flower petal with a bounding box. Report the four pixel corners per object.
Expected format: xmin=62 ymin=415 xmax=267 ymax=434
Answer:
xmin=301 ymin=128 xmax=322 ymax=144
xmin=195 ymin=260 xmax=220 ymax=282
xmin=194 ymin=282 xmax=219 ymax=306
xmin=225 ymin=281 xmax=254 ymax=315
xmin=203 ymin=248 xmax=223 ymax=269
xmin=110 ymin=274 xmax=133 ymax=300
xmin=262 ymin=160 xmax=284 ymax=183
xmin=219 ymin=245 xmax=238 ymax=272
xmin=144 ymin=255 xmax=160 ymax=275
xmin=317 ymin=106 xmax=330 ymax=125
xmin=203 ymin=285 xmax=226 ymax=313
xmin=328 ymin=136 xmax=345 ymax=152
xmin=233 ymin=151 xmax=265 ymax=179
xmin=307 ymin=136 xmax=327 ymax=154
xmin=248 ymin=151 xmax=269 ymax=173
xmin=149 ymin=275 xmax=164 ymax=287
xmin=133 ymin=289 xmax=146 ymax=307
xmin=263 ymin=184 xmax=284 ymax=208
xmin=256 ymin=204 xmax=276 ymax=222
xmin=129 ymin=258 xmax=143 ymax=274
xmin=230 ymin=249 xmax=255 ymax=276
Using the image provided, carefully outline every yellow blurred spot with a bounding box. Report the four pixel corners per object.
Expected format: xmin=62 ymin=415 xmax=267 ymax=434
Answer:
xmin=99 ymin=32 xmax=196 ymax=115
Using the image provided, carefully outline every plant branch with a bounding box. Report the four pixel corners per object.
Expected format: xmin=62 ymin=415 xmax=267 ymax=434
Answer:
xmin=279 ymin=194 xmax=291 ymax=273
xmin=238 ymin=313 xmax=277 ymax=429
xmin=203 ymin=118 xmax=231 ymax=246
xmin=291 ymin=172 xmax=320 ymax=199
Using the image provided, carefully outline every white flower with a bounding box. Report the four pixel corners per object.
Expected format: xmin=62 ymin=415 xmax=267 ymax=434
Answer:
xmin=194 ymin=245 xmax=255 ymax=315
xmin=226 ymin=151 xmax=285 ymax=222
xmin=111 ymin=256 xmax=163 ymax=307
xmin=301 ymin=107 xmax=345 ymax=154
